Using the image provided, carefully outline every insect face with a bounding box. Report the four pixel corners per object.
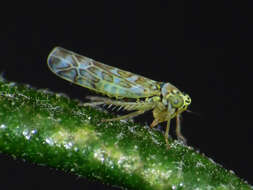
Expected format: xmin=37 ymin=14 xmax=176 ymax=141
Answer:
xmin=166 ymin=90 xmax=191 ymax=113
xmin=160 ymin=82 xmax=191 ymax=116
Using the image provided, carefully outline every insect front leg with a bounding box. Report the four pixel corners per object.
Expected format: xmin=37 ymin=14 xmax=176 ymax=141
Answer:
xmin=176 ymin=114 xmax=187 ymax=144
xmin=150 ymin=106 xmax=168 ymax=128
xmin=165 ymin=118 xmax=171 ymax=148
xmin=151 ymin=107 xmax=173 ymax=148
xmin=150 ymin=114 xmax=171 ymax=148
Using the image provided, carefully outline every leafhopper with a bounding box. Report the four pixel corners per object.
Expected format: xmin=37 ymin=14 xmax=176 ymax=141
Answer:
xmin=47 ymin=47 xmax=191 ymax=146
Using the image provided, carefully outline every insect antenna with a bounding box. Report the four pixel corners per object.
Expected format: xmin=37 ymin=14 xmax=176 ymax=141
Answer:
xmin=186 ymin=109 xmax=200 ymax=116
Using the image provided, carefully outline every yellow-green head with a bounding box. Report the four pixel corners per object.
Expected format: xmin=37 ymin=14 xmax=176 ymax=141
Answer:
xmin=161 ymin=83 xmax=191 ymax=116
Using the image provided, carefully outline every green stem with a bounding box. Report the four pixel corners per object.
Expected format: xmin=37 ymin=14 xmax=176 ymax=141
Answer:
xmin=0 ymin=77 xmax=252 ymax=190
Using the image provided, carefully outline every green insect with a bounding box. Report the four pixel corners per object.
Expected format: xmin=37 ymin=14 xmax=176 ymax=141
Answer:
xmin=47 ymin=47 xmax=191 ymax=147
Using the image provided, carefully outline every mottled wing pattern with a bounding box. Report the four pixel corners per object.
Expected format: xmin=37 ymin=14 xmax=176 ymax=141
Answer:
xmin=47 ymin=47 xmax=161 ymax=99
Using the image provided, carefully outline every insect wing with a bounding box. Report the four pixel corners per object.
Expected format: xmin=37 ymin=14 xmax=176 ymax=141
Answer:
xmin=47 ymin=47 xmax=160 ymax=99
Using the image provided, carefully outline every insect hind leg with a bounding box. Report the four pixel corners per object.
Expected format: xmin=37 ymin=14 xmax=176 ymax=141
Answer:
xmin=82 ymin=96 xmax=115 ymax=107
xmin=83 ymin=96 xmax=153 ymax=122
xmin=103 ymin=110 xmax=145 ymax=122
xmin=84 ymin=96 xmax=153 ymax=111
xmin=84 ymin=96 xmax=126 ymax=108
xmin=82 ymin=102 xmax=105 ymax=107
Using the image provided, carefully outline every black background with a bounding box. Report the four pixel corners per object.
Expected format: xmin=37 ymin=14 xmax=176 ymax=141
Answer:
xmin=1 ymin=1 xmax=253 ymax=189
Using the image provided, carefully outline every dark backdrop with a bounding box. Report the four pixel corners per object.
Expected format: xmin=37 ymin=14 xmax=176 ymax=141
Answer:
xmin=1 ymin=1 xmax=253 ymax=189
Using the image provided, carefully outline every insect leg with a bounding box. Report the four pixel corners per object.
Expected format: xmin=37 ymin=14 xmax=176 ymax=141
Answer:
xmin=82 ymin=102 xmax=105 ymax=107
xmin=85 ymin=96 xmax=131 ymax=108
xmin=83 ymin=96 xmax=123 ymax=108
xmin=176 ymin=114 xmax=187 ymax=144
xmin=165 ymin=119 xmax=171 ymax=148
xmin=85 ymin=96 xmax=155 ymax=111
xmin=85 ymin=96 xmax=154 ymax=121
xmin=103 ymin=110 xmax=146 ymax=122
xmin=85 ymin=96 xmax=110 ymax=102
xmin=150 ymin=118 xmax=160 ymax=128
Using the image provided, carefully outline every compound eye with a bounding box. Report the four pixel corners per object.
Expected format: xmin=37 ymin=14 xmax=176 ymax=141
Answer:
xmin=168 ymin=95 xmax=183 ymax=108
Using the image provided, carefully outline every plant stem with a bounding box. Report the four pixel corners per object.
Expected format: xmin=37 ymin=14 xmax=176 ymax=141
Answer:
xmin=0 ymin=78 xmax=252 ymax=190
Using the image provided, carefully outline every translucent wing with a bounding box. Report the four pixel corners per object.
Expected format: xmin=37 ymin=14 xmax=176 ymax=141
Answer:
xmin=47 ymin=47 xmax=161 ymax=99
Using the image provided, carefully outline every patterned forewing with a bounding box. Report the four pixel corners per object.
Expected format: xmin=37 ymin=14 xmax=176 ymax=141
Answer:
xmin=47 ymin=47 xmax=161 ymax=99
